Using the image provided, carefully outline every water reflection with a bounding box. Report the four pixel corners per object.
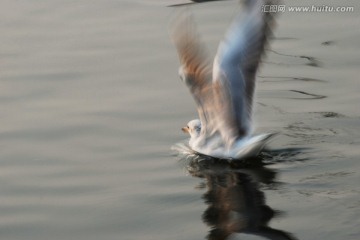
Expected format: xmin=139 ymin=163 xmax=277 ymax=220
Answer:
xmin=183 ymin=157 xmax=298 ymax=240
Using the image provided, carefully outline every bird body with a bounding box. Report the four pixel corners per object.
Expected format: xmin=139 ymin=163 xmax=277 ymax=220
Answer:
xmin=172 ymin=0 xmax=278 ymax=159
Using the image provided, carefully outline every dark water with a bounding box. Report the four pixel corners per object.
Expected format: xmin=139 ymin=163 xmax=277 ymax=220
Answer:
xmin=0 ymin=0 xmax=359 ymax=239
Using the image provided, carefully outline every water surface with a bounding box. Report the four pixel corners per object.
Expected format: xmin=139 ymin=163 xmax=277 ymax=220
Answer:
xmin=0 ymin=0 xmax=359 ymax=239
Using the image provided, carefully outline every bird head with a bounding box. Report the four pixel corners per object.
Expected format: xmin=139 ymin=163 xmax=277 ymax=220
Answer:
xmin=182 ymin=119 xmax=201 ymax=138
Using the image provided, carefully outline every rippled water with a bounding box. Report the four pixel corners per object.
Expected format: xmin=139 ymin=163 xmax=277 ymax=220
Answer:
xmin=1 ymin=0 xmax=359 ymax=239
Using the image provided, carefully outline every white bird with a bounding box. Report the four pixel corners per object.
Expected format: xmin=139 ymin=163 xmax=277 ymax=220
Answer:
xmin=171 ymin=0 xmax=278 ymax=160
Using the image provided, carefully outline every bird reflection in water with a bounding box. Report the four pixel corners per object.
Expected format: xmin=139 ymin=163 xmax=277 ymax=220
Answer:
xmin=183 ymin=156 xmax=298 ymax=240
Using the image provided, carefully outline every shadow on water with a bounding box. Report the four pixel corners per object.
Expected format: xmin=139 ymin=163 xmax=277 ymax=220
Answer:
xmin=178 ymin=152 xmax=301 ymax=240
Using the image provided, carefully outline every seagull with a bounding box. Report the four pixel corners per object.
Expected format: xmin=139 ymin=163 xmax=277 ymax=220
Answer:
xmin=171 ymin=0 xmax=278 ymax=160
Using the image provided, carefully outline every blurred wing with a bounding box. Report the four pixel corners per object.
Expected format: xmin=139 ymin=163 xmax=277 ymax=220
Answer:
xmin=212 ymin=0 xmax=276 ymax=143
xmin=170 ymin=13 xmax=215 ymax=136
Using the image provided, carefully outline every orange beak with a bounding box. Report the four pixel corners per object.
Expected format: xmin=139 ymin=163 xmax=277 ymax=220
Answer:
xmin=181 ymin=127 xmax=189 ymax=133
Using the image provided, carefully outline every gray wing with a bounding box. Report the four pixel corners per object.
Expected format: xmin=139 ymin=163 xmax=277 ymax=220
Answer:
xmin=170 ymin=13 xmax=216 ymax=137
xmin=212 ymin=0 xmax=276 ymax=144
